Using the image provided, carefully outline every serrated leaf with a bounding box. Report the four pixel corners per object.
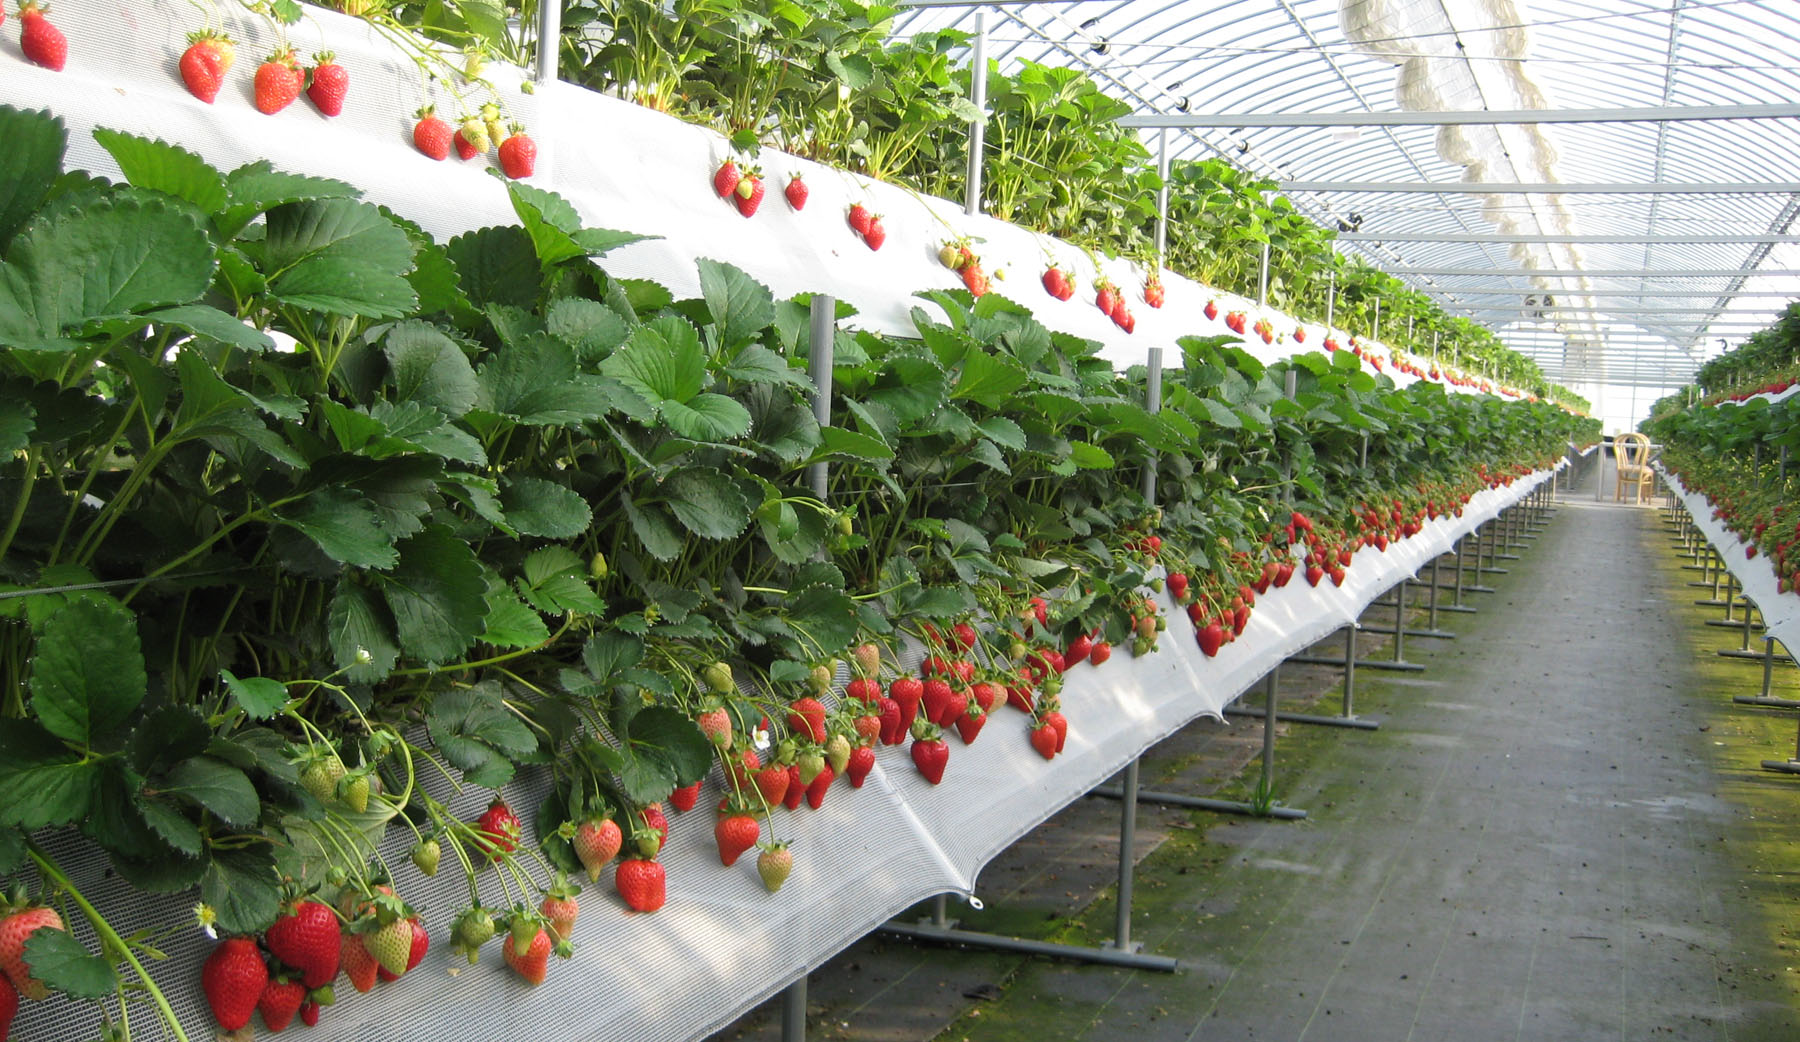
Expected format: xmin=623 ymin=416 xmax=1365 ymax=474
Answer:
xmin=165 ymin=756 xmax=260 ymax=826
xmin=218 ymin=161 xmax=357 ymax=238
xmin=29 ymin=597 xmax=145 ymax=746
xmin=445 ymin=225 xmax=538 ymax=310
xmin=263 ymin=199 xmax=416 ymax=318
xmin=662 ymin=466 xmax=754 ymax=539
xmin=0 ymin=719 xmax=94 ymax=828
xmin=744 ymin=383 xmax=819 ymax=462
xmin=127 ymin=704 xmax=211 ymax=777
xmin=202 ymin=847 xmax=282 ymax=935
xmin=385 ymin=321 xmax=478 ymax=418
xmin=968 ymin=437 xmax=1009 ymax=472
xmin=604 ymin=314 xmax=707 ymax=407
xmin=0 ymin=191 xmax=215 ymax=350
xmin=622 ymin=494 xmax=682 ymax=561
xmin=479 ymin=577 xmax=551 ymax=648
xmin=23 ymin=929 xmax=117 ymax=999
xmin=428 ymin=682 xmax=537 ymax=785
xmin=1069 ymin=440 xmax=1115 ymax=469
xmin=782 ymin=584 xmax=859 ymax=656
xmin=520 ymin=572 xmax=606 ymax=617
xmin=220 ymin=669 xmax=288 ymax=720
xmin=504 ymin=179 xmax=592 ymax=268
xmin=501 ymin=475 xmax=593 ymax=538
xmin=378 ymin=526 xmax=488 ymax=664
xmin=952 ymin=349 xmax=1029 ymax=408
xmin=277 ymin=488 xmax=398 ymax=568
xmin=0 ymin=105 xmax=66 ymax=251
xmin=697 ymin=258 xmax=775 ymax=349
xmin=476 ymin=334 xmax=611 ymax=425
xmin=547 ymin=297 xmax=630 ymax=363
xmin=618 ymin=706 xmax=712 ymax=802
xmin=723 ymin=343 xmax=810 ymax=389
xmin=662 ymin=392 xmax=752 ymax=441
xmin=328 ymin=582 xmax=398 ymax=682
xmin=136 ymin=797 xmax=204 ymax=856
xmin=523 ymin=546 xmax=583 ymax=587
xmin=0 ymin=828 xmax=22 ymax=875
xmin=976 ymin=415 xmax=1027 ymax=450
xmin=812 ymin=426 xmax=895 ymax=463
xmin=92 ymin=128 xmax=227 ymax=213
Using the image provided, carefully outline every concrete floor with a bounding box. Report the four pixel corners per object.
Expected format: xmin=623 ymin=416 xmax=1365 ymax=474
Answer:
xmin=713 ymin=462 xmax=1800 ymax=1042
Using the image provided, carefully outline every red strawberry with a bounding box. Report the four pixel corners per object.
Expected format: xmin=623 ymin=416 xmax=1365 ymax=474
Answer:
xmin=864 ymin=215 xmax=887 ymax=250
xmin=1045 ymin=710 xmax=1068 ymax=752
xmin=1144 ymin=278 xmax=1165 ymax=308
xmin=305 ymin=52 xmax=347 ymax=115
xmin=952 ymin=621 xmax=978 ymax=650
xmin=453 ymin=126 xmax=482 ymax=160
xmin=1331 ymin=566 xmax=1347 ymax=587
xmin=1204 ymin=300 xmax=1219 ymax=320
xmin=876 ymin=696 xmax=903 ymax=745
xmin=846 ymin=676 xmax=882 ymax=704
xmin=1294 ymin=327 xmax=1307 ymax=342
xmin=202 ymin=937 xmax=268 ymax=1030
xmin=300 ymin=999 xmax=319 ymax=1027
xmin=1065 ymin=633 xmax=1092 ymax=666
xmin=784 ymin=174 xmax=808 ymax=210
xmin=735 ymin=173 xmax=765 ymax=216
xmin=340 ymin=935 xmax=378 ymax=993
xmin=780 ymin=764 xmax=805 ymax=810
xmin=265 ymin=901 xmax=340 ymax=989
xmin=257 ymin=976 xmax=305 ymax=1032
xmin=669 ymin=780 xmax=700 ymax=812
xmin=1095 ymin=283 xmax=1119 ymax=315
xmin=476 ymin=798 xmax=521 ymax=860
xmin=0 ymin=905 xmax=63 ymax=1000
xmin=805 ymin=763 xmax=835 ymax=808
xmin=253 ymin=48 xmax=304 ymax=114
xmin=499 ymin=128 xmax=537 ymax=179
xmin=1118 ymin=308 xmax=1137 ymax=330
xmin=954 ymin=701 xmax=987 ymax=744
xmin=0 ymin=977 xmax=15 ymax=1041
xmin=714 ymin=159 xmax=741 ymax=197
xmin=640 ymin=804 xmax=669 ymax=850
xmin=1043 ymin=266 xmax=1068 ymax=299
xmin=715 ymin=811 xmax=759 ymax=866
xmin=615 ymin=858 xmax=667 ymax=912
xmin=787 ymin=696 xmax=827 ymax=742
xmin=910 ymin=725 xmax=949 ymax=784
xmin=573 ymin=816 xmax=623 ymax=881
xmin=1305 ymin=564 xmax=1325 ymax=587
xmin=754 ymin=763 xmax=791 ymax=807
xmin=413 ymin=105 xmax=452 ymax=160
xmin=18 ymin=2 xmax=64 ymax=71
xmin=847 ymin=202 xmax=872 ymax=235
xmin=1167 ymin=572 xmax=1190 ymax=602
xmin=1089 ymin=641 xmax=1112 ymax=666
xmin=179 ymin=35 xmax=227 ymax=103
xmin=1197 ymin=622 xmax=1224 ymax=658
xmin=1029 ymin=722 xmax=1058 ymax=760
xmin=968 ymin=681 xmax=998 ymax=715
xmin=889 ymin=676 xmax=924 ymax=732
xmin=920 ymin=677 xmax=953 ymax=726
xmin=540 ymin=883 xmax=579 ymax=941
xmin=846 ymin=745 xmax=876 ymax=787
xmin=940 ymin=687 xmax=968 ymax=731
xmin=1005 ymin=676 xmax=1036 ymax=714
xmin=922 ymin=654 xmax=953 ymax=677
xmin=1275 ymin=562 xmax=1295 ymax=587
xmin=502 ymin=925 xmax=551 ymax=984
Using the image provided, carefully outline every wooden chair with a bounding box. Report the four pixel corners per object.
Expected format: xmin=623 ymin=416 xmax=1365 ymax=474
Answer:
xmin=1614 ymin=432 xmax=1654 ymax=504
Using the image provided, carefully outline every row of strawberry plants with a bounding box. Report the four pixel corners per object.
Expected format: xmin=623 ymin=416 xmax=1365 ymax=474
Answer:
xmin=0 ymin=99 xmax=1588 ymax=1041
xmin=0 ymin=0 xmax=1585 ymax=406
xmin=1647 ymin=301 xmax=1800 ymax=418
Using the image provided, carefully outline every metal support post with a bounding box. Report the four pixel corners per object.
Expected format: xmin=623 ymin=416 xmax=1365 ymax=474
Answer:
xmin=1760 ymin=704 xmax=1800 ymax=774
xmin=1227 ymin=624 xmax=1381 ymax=728
xmin=1153 ymin=130 xmax=1170 ymax=264
xmin=963 ymin=13 xmax=988 ymax=217
xmin=1326 ymin=271 xmax=1336 ymax=330
xmin=1343 ymin=625 xmax=1357 ymax=717
xmin=806 ymin=296 xmax=836 ymax=501
xmin=781 ymin=976 xmax=807 ymax=1042
xmin=1475 ymin=522 xmax=1507 ymax=577
xmin=1107 ymin=759 xmax=1143 ymax=954
xmin=1440 ymin=539 xmax=1477 ymax=613
xmin=1259 ymin=667 xmax=1278 ymax=795
xmin=1389 ymin=578 xmax=1411 ymax=665
xmin=1719 ymin=597 xmax=1766 ymax=660
xmin=1734 ymin=638 xmax=1800 ymax=708
xmin=1258 ymin=242 xmax=1270 ymax=307
xmin=533 ymin=0 xmax=562 ymax=82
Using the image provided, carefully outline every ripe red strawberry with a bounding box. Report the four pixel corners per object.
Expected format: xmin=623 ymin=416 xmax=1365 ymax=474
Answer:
xmin=731 ymin=173 xmax=764 ymax=216
xmin=754 ymin=762 xmax=791 ymax=807
xmin=1204 ymin=300 xmax=1219 ymax=320
xmin=1117 ymin=308 xmax=1136 ymax=333
xmin=540 ymin=882 xmax=579 ymax=940
xmin=202 ymin=937 xmax=268 ymax=1030
xmin=1294 ymin=327 xmax=1307 ymax=343
xmin=1089 ymin=641 xmax=1112 ymax=666
xmin=847 ymin=202 xmax=872 ymax=235
xmin=962 ymin=263 xmax=989 ymax=295
xmin=889 ymin=676 xmax=924 ymax=732
xmin=669 ymin=780 xmax=700 ymax=812
xmin=1065 ymin=633 xmax=1093 ymax=666
xmin=845 ymin=676 xmax=882 ymax=704
xmin=781 ymin=763 xmax=805 ymax=810
xmin=920 ymin=677 xmax=953 ymax=726
xmin=265 ymin=901 xmax=340 ymax=989
xmin=864 ymin=215 xmax=887 ymax=250
xmin=257 ymin=976 xmax=305 ymax=1033
xmin=476 ymin=798 xmax=520 ymax=860
xmin=1045 ymin=709 xmax=1068 ymax=752
xmin=341 ymin=935 xmax=378 ymax=993
xmin=0 ymin=905 xmax=63 ymax=1000
xmin=1197 ymin=622 xmax=1225 ymax=658
xmin=876 ymin=696 xmax=903 ymax=745
xmin=846 ymin=745 xmax=877 ymax=787
xmin=1275 ymin=562 xmax=1295 ymax=587
xmin=940 ymin=687 xmax=968 ymax=730
xmin=784 ymin=174 xmax=808 ymax=210
xmin=300 ymin=999 xmax=319 ymax=1027
xmin=758 ymin=844 xmax=793 ymax=892
xmin=788 ymin=696 xmax=827 ymax=742
xmin=253 ymin=48 xmax=304 ymax=114
xmin=499 ymin=127 xmax=537 ymax=179
xmin=1043 ymin=266 xmax=1068 ymax=299
xmin=0 ymin=976 xmax=15 ymax=1041
xmin=1029 ymin=722 xmax=1058 ymax=760
xmin=573 ymin=816 xmax=622 ymax=881
xmin=18 ymin=2 xmax=64 ymax=71
xmin=1305 ymin=564 xmax=1325 ymax=587
xmin=454 ymin=116 xmax=489 ymax=158
xmin=910 ymin=725 xmax=948 ymax=784
xmin=1144 ymin=278 xmax=1165 ymax=308
xmin=615 ymin=858 xmax=667 ymax=912
xmin=953 ymin=621 xmax=978 ymax=650
xmin=1331 ymin=566 xmax=1347 ymax=587
xmin=1005 ymin=675 xmax=1036 ymax=713
xmin=502 ymin=925 xmax=551 ymax=985
xmin=922 ymin=653 xmax=953 ymax=677
xmin=805 ymin=763 xmax=835 ymax=808
xmin=413 ymin=105 xmax=452 ymax=160
xmin=179 ymin=34 xmax=227 ymax=103
xmin=954 ymin=702 xmax=987 ymax=744
xmin=714 ymin=159 xmax=741 ymax=197
xmin=305 ymin=52 xmax=347 ymax=115
xmin=715 ymin=811 xmax=759 ymax=866
xmin=1167 ymin=572 xmax=1190 ymax=602
xmin=1095 ymin=282 xmax=1119 ymax=315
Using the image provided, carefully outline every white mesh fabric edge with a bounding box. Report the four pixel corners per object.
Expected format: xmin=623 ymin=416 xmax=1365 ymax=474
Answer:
xmin=1660 ymin=467 xmax=1800 ymax=653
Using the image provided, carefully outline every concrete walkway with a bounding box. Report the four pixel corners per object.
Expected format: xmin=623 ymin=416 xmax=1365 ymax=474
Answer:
xmin=713 ymin=466 xmax=1800 ymax=1042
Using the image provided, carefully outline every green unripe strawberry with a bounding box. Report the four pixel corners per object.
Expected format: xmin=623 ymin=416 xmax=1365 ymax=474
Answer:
xmin=796 ymin=748 xmax=825 ymax=785
xmin=454 ymin=908 xmax=495 ymax=963
xmin=339 ymin=773 xmax=370 ymax=813
xmin=588 ymin=551 xmax=608 ymax=580
xmin=758 ymin=843 xmax=793 ymax=892
xmin=807 ymin=663 xmax=832 ymax=696
xmin=825 ymin=734 xmax=851 ymax=775
xmin=366 ymin=917 xmax=413 ymax=977
xmin=410 ymin=839 xmax=440 ymax=876
xmin=300 ymin=755 xmax=345 ymax=802
xmin=702 ymin=661 xmax=735 ymax=695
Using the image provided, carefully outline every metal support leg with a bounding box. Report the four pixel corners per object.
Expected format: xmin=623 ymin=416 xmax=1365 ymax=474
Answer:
xmin=1720 ymin=599 xmax=1767 ymax=660
xmin=1735 ymin=638 xmax=1800 ymax=708
xmin=1231 ymin=626 xmax=1381 ymax=728
xmin=1440 ymin=540 xmax=1478 ymax=613
xmin=782 ymin=976 xmax=806 ymax=1042
xmin=1477 ymin=522 xmax=1509 ymax=575
xmin=881 ymin=889 xmax=1180 ymax=970
xmin=1259 ymin=667 xmax=1278 ymax=796
xmin=1106 ymin=759 xmax=1143 ymax=954
xmin=1343 ymin=625 xmax=1357 ymax=717
xmin=1390 ymin=579 xmax=1409 ymax=665
xmin=1760 ymin=703 xmax=1800 ymax=774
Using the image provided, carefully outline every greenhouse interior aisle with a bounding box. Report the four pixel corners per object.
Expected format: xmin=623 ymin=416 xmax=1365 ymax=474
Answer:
xmin=743 ymin=467 xmax=1800 ymax=1042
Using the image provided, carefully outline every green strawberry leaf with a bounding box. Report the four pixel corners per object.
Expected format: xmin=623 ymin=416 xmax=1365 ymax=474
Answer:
xmin=697 ymin=258 xmax=776 ymax=350
xmin=377 ymin=526 xmax=489 ymax=665
xmin=262 ymin=198 xmax=417 ymax=318
xmin=220 ymin=670 xmax=289 ymax=720
xmin=0 ymin=105 xmax=65 ymax=251
xmin=164 ymin=756 xmax=261 ymax=826
xmin=327 ymin=582 xmax=400 ymax=683
xmin=662 ymin=466 xmax=754 ymax=539
xmin=384 ymin=321 xmax=479 ymax=419
xmin=23 ymin=929 xmax=116 ymax=999
xmin=92 ymin=128 xmax=227 ymax=214
xmin=28 ymin=596 xmax=146 ymax=747
xmin=202 ymin=846 xmax=282 ymax=936
xmin=501 ymin=475 xmax=593 ymax=539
